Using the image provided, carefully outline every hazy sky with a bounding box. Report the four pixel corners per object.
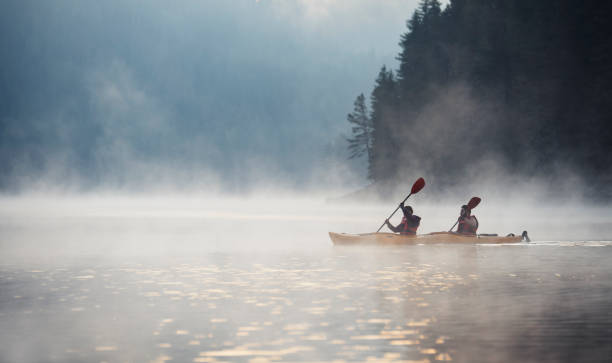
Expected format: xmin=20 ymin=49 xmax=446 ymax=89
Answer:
xmin=1 ymin=0 xmax=422 ymax=191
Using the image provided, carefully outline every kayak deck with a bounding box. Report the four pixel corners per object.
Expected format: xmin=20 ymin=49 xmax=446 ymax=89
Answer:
xmin=329 ymin=231 xmax=525 ymax=245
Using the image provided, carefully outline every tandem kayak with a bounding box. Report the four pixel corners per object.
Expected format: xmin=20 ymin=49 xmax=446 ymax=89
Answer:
xmin=329 ymin=231 xmax=529 ymax=245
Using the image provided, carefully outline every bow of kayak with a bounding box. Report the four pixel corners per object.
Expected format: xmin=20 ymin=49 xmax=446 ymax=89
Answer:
xmin=329 ymin=231 xmax=527 ymax=245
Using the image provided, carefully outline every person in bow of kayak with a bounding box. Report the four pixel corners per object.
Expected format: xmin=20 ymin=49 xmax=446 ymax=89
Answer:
xmin=385 ymin=202 xmax=421 ymax=235
xmin=456 ymin=204 xmax=478 ymax=234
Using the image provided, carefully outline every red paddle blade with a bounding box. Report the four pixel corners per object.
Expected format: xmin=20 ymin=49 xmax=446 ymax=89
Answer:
xmin=467 ymin=197 xmax=481 ymax=210
xmin=410 ymin=177 xmax=426 ymax=194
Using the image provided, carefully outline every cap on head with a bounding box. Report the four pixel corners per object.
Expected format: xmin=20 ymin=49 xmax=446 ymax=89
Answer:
xmin=405 ymin=205 xmax=413 ymax=214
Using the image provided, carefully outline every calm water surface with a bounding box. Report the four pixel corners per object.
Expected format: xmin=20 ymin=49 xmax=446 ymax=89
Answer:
xmin=2 ymin=245 xmax=611 ymax=362
xmin=1 ymin=198 xmax=611 ymax=362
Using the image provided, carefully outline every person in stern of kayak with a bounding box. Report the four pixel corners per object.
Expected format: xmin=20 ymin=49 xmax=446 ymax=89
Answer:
xmin=456 ymin=204 xmax=478 ymax=234
xmin=385 ymin=202 xmax=421 ymax=235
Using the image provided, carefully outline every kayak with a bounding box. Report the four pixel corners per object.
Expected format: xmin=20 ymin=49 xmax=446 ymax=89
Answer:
xmin=329 ymin=231 xmax=528 ymax=245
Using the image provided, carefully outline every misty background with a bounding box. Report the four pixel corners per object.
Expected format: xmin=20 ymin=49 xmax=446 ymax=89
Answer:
xmin=1 ymin=0 xmax=425 ymax=193
xmin=2 ymin=4 xmax=612 ymax=361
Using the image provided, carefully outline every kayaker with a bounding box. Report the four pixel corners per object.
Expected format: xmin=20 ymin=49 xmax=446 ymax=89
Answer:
xmin=456 ymin=204 xmax=479 ymax=234
xmin=385 ymin=203 xmax=421 ymax=235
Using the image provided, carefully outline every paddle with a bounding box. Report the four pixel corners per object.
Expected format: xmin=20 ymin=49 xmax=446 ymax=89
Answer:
xmin=376 ymin=177 xmax=426 ymax=233
xmin=449 ymin=196 xmax=481 ymax=232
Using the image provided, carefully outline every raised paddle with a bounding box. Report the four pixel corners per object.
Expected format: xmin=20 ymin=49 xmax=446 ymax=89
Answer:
xmin=376 ymin=177 xmax=426 ymax=233
xmin=449 ymin=196 xmax=481 ymax=232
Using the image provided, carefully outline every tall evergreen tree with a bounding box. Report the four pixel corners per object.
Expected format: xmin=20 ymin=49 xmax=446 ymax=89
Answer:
xmin=369 ymin=66 xmax=399 ymax=181
xmin=346 ymin=93 xmax=373 ymax=162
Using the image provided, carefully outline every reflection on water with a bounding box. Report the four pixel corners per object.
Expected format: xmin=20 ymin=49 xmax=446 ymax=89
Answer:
xmin=1 ymin=197 xmax=612 ymax=362
xmin=1 ymin=245 xmax=612 ymax=362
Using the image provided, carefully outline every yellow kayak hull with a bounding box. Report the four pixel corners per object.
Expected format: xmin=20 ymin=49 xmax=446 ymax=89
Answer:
xmin=329 ymin=231 xmax=524 ymax=245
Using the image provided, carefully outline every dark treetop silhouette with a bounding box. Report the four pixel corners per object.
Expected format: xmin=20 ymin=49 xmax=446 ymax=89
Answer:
xmin=347 ymin=0 xmax=612 ymax=195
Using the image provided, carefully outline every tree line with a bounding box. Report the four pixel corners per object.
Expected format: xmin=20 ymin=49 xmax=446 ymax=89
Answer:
xmin=347 ymin=0 xmax=612 ymax=193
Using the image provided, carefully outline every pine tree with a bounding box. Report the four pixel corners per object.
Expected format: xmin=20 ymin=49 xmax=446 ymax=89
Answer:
xmin=369 ymin=66 xmax=399 ymax=181
xmin=346 ymin=93 xmax=372 ymax=161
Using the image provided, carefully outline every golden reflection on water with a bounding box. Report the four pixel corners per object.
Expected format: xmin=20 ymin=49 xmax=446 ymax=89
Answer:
xmin=1 ymin=259 xmax=470 ymax=362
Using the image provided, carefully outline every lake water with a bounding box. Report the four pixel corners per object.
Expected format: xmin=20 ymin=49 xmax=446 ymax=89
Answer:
xmin=1 ymin=196 xmax=611 ymax=362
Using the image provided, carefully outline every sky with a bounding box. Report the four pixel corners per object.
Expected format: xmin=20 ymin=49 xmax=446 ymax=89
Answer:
xmin=0 ymin=0 xmax=423 ymax=192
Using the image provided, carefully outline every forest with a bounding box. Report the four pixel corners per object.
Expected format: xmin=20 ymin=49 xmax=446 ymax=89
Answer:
xmin=347 ymin=0 xmax=612 ymax=196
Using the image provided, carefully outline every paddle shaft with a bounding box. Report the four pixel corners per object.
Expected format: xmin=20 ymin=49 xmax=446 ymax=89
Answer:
xmin=449 ymin=219 xmax=460 ymax=232
xmin=376 ymin=193 xmax=412 ymax=232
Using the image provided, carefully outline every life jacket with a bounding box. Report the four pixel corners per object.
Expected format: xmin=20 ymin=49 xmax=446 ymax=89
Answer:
xmin=400 ymin=215 xmax=420 ymax=235
xmin=458 ymin=215 xmax=478 ymax=234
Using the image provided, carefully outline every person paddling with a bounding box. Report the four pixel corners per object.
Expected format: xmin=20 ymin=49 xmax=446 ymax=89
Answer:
xmin=455 ymin=204 xmax=479 ymax=234
xmin=385 ymin=202 xmax=421 ymax=235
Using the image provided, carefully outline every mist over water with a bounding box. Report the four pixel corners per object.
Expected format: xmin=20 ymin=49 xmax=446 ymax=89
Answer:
xmin=0 ymin=0 xmax=424 ymax=191
xmin=1 ymin=195 xmax=612 ymax=362
xmin=3 ymin=193 xmax=612 ymax=261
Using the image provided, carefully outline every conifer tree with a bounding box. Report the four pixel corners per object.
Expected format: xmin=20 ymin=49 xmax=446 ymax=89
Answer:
xmin=346 ymin=93 xmax=372 ymax=161
xmin=369 ymin=66 xmax=398 ymax=181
